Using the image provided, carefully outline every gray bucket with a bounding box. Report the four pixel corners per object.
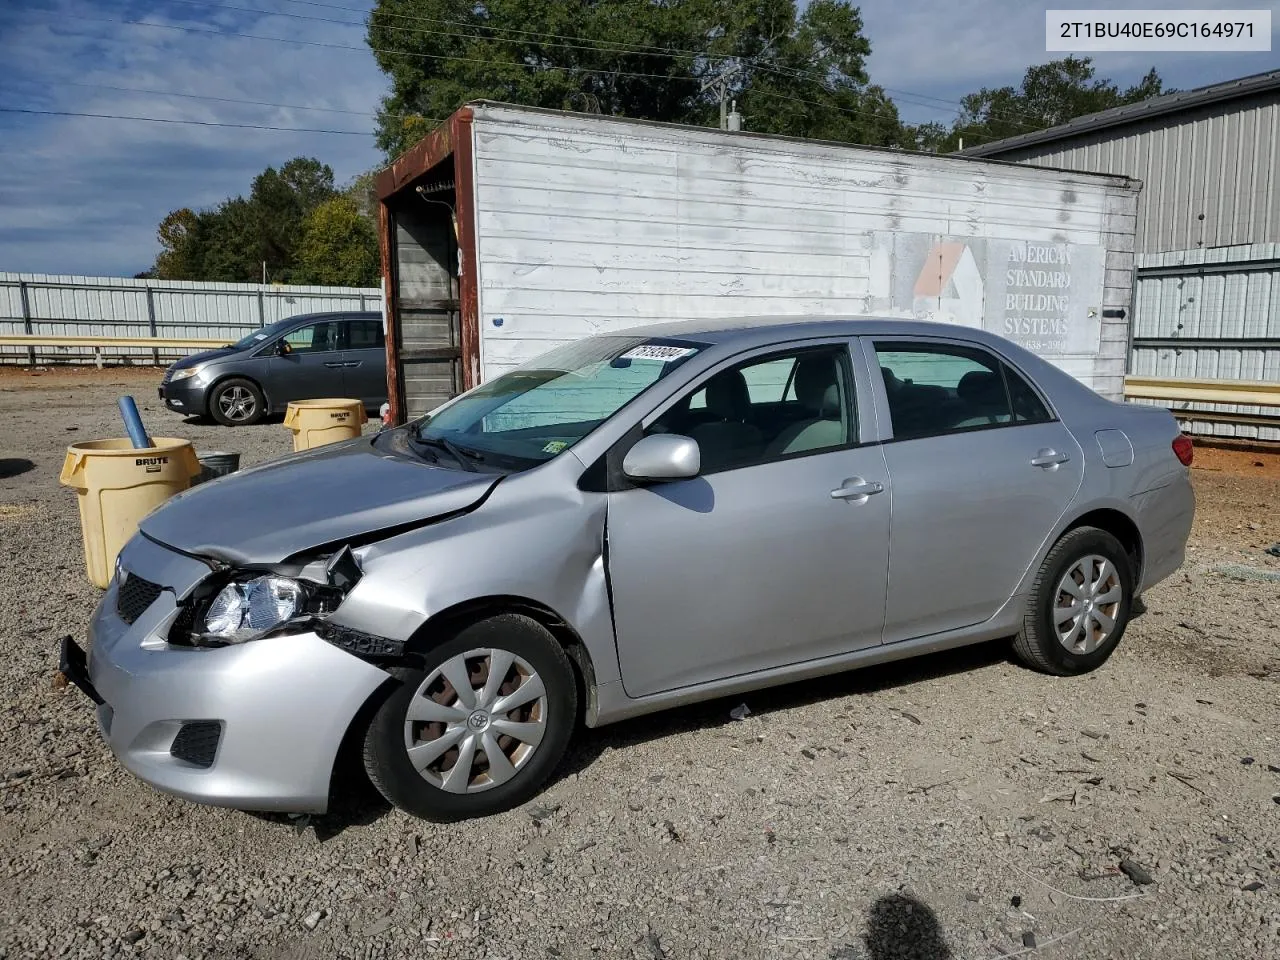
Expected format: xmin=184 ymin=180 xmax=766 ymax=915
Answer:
xmin=193 ymin=451 xmax=241 ymax=486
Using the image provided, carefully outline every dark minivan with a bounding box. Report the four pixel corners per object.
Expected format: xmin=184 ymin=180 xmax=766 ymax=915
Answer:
xmin=159 ymin=311 xmax=386 ymax=426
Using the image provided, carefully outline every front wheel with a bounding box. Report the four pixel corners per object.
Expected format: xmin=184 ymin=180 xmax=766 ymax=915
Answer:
xmin=1013 ymin=526 xmax=1134 ymax=676
xmin=208 ymin=377 xmax=266 ymax=426
xmin=362 ymin=614 xmax=577 ymax=821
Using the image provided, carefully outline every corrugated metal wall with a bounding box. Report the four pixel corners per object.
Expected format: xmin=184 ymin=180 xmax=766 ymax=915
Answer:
xmin=982 ymin=91 xmax=1280 ymax=255
xmin=0 ymin=273 xmax=381 ymax=365
xmin=468 ymin=106 xmax=1139 ymax=401
xmin=1130 ymin=244 xmax=1280 ymax=441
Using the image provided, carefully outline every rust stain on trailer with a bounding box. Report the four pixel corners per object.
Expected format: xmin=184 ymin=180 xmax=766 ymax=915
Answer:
xmin=378 ymin=200 xmax=404 ymax=425
xmin=452 ymin=109 xmax=482 ymax=393
xmin=375 ymin=121 xmax=455 ymax=200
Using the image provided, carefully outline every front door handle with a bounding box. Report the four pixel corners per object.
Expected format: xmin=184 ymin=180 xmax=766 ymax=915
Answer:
xmin=1030 ymin=448 xmax=1070 ymax=468
xmin=830 ymin=477 xmax=884 ymax=500
xmin=323 ymin=361 xmax=345 ymax=368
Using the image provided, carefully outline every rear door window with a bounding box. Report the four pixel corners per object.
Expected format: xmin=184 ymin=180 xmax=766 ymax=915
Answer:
xmin=874 ymin=342 xmax=1034 ymax=440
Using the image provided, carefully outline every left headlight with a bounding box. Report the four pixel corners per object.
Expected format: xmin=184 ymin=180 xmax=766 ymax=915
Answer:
xmin=203 ymin=576 xmax=304 ymax=644
xmin=169 ymin=366 xmax=203 ymax=382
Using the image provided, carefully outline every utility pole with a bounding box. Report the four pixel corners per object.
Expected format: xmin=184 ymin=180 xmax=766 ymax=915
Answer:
xmin=701 ymin=63 xmax=742 ymax=130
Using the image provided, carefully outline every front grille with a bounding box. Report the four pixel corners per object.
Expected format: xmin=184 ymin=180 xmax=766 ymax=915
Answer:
xmin=116 ymin=574 xmax=163 ymax=624
xmin=170 ymin=721 xmax=221 ymax=768
xmin=161 ymin=366 xmax=176 ymax=384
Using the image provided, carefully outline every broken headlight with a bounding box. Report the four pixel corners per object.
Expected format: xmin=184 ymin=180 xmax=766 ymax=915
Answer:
xmin=175 ymin=546 xmax=363 ymax=647
xmin=204 ymin=576 xmax=304 ymax=644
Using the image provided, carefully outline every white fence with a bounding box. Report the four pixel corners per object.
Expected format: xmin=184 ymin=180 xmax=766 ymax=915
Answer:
xmin=0 ymin=273 xmax=382 ymax=365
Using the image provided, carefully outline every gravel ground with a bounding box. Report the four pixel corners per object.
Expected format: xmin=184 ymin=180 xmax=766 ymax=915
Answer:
xmin=1 ymin=366 xmax=1277 ymax=960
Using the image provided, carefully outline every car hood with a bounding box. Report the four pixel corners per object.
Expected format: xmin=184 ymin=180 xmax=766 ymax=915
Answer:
xmin=139 ymin=436 xmax=501 ymax=566
xmin=171 ymin=347 xmax=240 ymax=370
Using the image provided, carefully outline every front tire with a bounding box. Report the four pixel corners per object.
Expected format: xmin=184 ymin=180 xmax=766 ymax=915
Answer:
xmin=208 ymin=377 xmax=266 ymax=426
xmin=362 ymin=615 xmax=577 ymax=821
xmin=1013 ymin=526 xmax=1134 ymax=676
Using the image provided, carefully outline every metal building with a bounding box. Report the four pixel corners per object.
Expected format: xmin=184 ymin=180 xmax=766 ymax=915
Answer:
xmin=960 ymin=70 xmax=1280 ymax=440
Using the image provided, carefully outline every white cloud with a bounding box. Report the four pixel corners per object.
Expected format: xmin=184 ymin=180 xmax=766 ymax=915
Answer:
xmin=0 ymin=0 xmax=385 ymax=276
xmin=862 ymin=0 xmax=1280 ymax=126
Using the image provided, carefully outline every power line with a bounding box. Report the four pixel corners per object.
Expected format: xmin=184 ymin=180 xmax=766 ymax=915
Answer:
xmin=151 ymin=0 xmax=1051 ymax=136
xmin=12 ymin=79 xmax=399 ymax=118
xmin=0 ymin=106 xmax=371 ymax=135
xmin=151 ymin=0 xmax=1040 ymax=135
xmin=22 ymin=7 xmax=1021 ymax=144
xmin=36 ymin=11 xmax=698 ymax=83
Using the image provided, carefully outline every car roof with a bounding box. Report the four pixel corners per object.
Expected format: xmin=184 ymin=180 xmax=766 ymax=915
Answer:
xmin=279 ymin=310 xmax=381 ymax=324
xmin=611 ymin=315 xmax=1010 ymax=348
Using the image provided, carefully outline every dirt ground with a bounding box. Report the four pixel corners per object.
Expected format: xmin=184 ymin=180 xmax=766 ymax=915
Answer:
xmin=1 ymin=367 xmax=1277 ymax=960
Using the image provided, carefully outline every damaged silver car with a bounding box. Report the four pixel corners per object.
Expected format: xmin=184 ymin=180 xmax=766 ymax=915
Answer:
xmin=60 ymin=318 xmax=1195 ymax=821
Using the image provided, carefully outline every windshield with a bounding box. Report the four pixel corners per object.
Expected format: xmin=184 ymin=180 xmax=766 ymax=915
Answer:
xmin=230 ymin=316 xmax=309 ymax=349
xmin=405 ymin=335 xmax=704 ymax=470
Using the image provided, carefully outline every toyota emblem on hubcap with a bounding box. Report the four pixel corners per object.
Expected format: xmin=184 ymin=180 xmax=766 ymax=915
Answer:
xmin=467 ymin=710 xmax=490 ymax=731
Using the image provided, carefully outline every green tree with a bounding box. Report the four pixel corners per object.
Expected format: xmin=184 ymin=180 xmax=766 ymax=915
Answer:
xmin=152 ymin=208 xmax=203 ymax=280
xmin=946 ymin=57 xmax=1170 ymax=151
xmin=149 ymin=157 xmax=342 ymax=283
xmin=367 ymin=0 xmax=908 ymax=156
xmin=295 ymin=195 xmax=381 ymax=286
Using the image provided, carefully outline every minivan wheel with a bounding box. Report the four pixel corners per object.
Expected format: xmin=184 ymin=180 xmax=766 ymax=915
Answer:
xmin=362 ymin=614 xmax=577 ymax=821
xmin=1013 ymin=526 xmax=1134 ymax=676
xmin=208 ymin=377 xmax=266 ymax=426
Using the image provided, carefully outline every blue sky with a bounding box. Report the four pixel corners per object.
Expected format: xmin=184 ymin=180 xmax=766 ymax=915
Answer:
xmin=0 ymin=0 xmax=1276 ymax=278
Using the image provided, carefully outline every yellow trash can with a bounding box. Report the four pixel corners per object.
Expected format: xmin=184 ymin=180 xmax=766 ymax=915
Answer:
xmin=284 ymin=398 xmax=366 ymax=452
xmin=59 ymin=438 xmax=202 ymax=589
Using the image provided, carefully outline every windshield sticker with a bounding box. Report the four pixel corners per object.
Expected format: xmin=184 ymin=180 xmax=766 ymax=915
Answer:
xmin=253 ymin=334 xmax=267 ymax=341
xmin=541 ymin=440 xmax=568 ymax=454
xmin=620 ymin=344 xmax=695 ymax=362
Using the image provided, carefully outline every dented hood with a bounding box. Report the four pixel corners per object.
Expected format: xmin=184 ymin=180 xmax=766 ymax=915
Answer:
xmin=139 ymin=435 xmax=500 ymax=566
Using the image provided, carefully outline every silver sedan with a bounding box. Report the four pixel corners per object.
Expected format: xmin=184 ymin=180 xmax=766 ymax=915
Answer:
xmin=61 ymin=318 xmax=1195 ymax=821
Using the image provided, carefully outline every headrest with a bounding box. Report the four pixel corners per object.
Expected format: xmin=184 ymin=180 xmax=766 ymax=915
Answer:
xmin=957 ymin=370 xmax=1005 ymax=407
xmin=794 ymin=355 xmax=840 ymax=415
xmin=705 ymin=369 xmax=751 ymax=421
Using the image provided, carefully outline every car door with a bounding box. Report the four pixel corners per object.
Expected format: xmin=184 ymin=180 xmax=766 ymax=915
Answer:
xmin=867 ymin=338 xmax=1085 ymax=644
xmin=605 ymin=342 xmax=891 ymax=699
xmin=265 ymin=319 xmax=346 ymax=407
xmin=339 ymin=316 xmax=388 ymax=407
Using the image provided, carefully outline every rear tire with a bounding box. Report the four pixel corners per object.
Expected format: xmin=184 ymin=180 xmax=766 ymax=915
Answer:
xmin=208 ymin=377 xmax=266 ymax=426
xmin=362 ymin=614 xmax=577 ymax=822
xmin=1013 ymin=526 xmax=1134 ymax=676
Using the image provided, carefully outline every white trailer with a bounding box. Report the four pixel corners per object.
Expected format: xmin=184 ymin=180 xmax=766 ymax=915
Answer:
xmin=375 ymin=102 xmax=1140 ymax=422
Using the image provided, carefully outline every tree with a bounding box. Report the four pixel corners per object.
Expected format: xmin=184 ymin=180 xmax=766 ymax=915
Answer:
xmin=152 ymin=208 xmax=202 ymax=280
xmin=296 ymin=196 xmax=381 ymax=286
xmin=946 ymin=57 xmax=1171 ymax=151
xmin=366 ymin=0 xmax=909 ymax=156
xmin=148 ymin=157 xmax=342 ymax=283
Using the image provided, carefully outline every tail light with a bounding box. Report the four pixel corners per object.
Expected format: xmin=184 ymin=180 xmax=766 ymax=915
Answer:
xmin=1172 ymin=434 xmax=1194 ymax=466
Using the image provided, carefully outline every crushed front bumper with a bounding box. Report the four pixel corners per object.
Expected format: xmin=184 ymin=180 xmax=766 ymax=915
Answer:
xmin=70 ymin=535 xmax=390 ymax=814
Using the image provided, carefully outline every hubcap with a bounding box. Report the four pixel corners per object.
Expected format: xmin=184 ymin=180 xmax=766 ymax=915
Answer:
xmin=217 ymin=386 xmax=256 ymax=422
xmin=1053 ymin=554 xmax=1123 ymax=654
xmin=403 ymin=648 xmax=547 ymax=794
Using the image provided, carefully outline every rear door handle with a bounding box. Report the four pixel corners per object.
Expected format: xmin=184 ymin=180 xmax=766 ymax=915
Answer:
xmin=1030 ymin=448 xmax=1070 ymax=468
xmin=830 ymin=477 xmax=884 ymax=500
xmin=324 ymin=361 xmax=345 ymax=368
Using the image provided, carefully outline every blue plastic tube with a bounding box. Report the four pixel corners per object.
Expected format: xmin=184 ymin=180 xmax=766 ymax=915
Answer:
xmin=117 ymin=396 xmax=153 ymax=449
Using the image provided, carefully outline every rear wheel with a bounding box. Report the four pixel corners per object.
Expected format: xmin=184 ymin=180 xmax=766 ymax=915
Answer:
xmin=1013 ymin=526 xmax=1134 ymax=676
xmin=362 ymin=614 xmax=577 ymax=821
xmin=208 ymin=377 xmax=265 ymax=426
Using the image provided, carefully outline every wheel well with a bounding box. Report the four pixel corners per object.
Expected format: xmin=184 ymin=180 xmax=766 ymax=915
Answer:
xmin=1064 ymin=509 xmax=1143 ymax=581
xmin=408 ymin=596 xmax=597 ymax=724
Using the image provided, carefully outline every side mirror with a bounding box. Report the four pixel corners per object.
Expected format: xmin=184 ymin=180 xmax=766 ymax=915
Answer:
xmin=275 ymin=339 xmax=292 ymax=356
xmin=622 ymin=434 xmax=700 ymax=482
